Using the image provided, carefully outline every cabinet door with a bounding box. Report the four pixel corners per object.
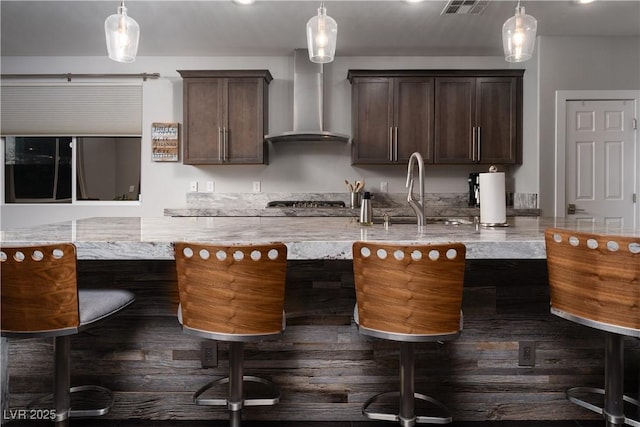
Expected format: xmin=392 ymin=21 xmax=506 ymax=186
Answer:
xmin=475 ymin=77 xmax=517 ymax=164
xmin=434 ymin=77 xmax=475 ymax=164
xmin=183 ymin=79 xmax=224 ymax=164
xmin=394 ymin=77 xmax=434 ymax=163
xmin=351 ymin=77 xmax=394 ymax=164
xmin=226 ymin=78 xmax=266 ymax=164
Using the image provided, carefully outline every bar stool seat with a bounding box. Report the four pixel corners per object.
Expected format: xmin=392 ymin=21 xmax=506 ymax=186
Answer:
xmin=1 ymin=243 xmax=135 ymax=426
xmin=352 ymin=241 xmax=466 ymax=427
xmin=174 ymin=242 xmax=287 ymax=426
xmin=545 ymin=228 xmax=640 ymax=427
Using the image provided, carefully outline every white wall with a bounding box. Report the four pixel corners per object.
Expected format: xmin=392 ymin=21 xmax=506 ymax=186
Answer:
xmin=537 ymin=36 xmax=640 ymax=216
xmin=4 ymin=38 xmax=636 ymax=228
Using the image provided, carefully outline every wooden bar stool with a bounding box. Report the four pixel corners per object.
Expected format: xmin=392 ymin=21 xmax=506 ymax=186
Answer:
xmin=174 ymin=242 xmax=287 ymax=427
xmin=353 ymin=241 xmax=466 ymax=426
xmin=1 ymin=243 xmax=135 ymax=427
xmin=545 ymin=228 xmax=640 ymax=427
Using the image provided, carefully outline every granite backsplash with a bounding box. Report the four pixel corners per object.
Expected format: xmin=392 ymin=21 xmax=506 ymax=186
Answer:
xmin=164 ymin=192 xmax=539 ymax=218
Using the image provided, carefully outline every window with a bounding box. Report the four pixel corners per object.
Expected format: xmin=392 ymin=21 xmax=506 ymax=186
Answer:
xmin=76 ymin=137 xmax=141 ymax=201
xmin=4 ymin=137 xmax=72 ymax=203
xmin=1 ymin=83 xmax=143 ymax=205
xmin=3 ymin=136 xmax=141 ymax=204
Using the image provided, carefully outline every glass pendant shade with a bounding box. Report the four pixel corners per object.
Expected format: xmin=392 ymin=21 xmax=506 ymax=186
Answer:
xmin=306 ymin=2 xmax=337 ymax=64
xmin=105 ymin=1 xmax=140 ymax=63
xmin=502 ymin=5 xmax=537 ymax=63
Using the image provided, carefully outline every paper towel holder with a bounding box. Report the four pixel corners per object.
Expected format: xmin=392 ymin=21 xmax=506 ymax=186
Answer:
xmin=480 ymin=166 xmax=509 ymax=228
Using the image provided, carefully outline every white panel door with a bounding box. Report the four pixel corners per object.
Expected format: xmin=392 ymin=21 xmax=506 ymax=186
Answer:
xmin=566 ymin=100 xmax=636 ymax=229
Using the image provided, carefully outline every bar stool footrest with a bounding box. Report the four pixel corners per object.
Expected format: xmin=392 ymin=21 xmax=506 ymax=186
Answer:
xmin=363 ymin=391 xmax=453 ymax=426
xmin=194 ymin=375 xmax=280 ymax=408
xmin=27 ymin=384 xmax=114 ymax=421
xmin=69 ymin=385 xmax=114 ymax=418
xmin=567 ymin=386 xmax=640 ymax=427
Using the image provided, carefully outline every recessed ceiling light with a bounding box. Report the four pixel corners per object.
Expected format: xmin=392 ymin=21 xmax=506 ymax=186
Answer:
xmin=574 ymin=0 xmax=596 ymax=3
xmin=232 ymin=0 xmax=255 ymax=5
xmin=405 ymin=0 xmax=425 ymax=3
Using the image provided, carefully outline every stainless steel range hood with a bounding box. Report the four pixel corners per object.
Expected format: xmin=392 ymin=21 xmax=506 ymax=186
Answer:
xmin=265 ymin=49 xmax=350 ymax=143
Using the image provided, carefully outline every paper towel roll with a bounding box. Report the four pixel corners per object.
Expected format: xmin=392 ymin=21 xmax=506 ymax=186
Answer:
xmin=479 ymin=172 xmax=506 ymax=225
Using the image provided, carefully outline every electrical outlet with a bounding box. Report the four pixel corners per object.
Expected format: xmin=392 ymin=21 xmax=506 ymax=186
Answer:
xmin=206 ymin=181 xmax=214 ymax=192
xmin=518 ymin=341 xmax=535 ymax=367
xmin=201 ymin=341 xmax=217 ymax=368
xmin=253 ymin=181 xmax=261 ymax=193
xmin=128 ymin=185 xmax=135 ymax=193
xmin=189 ymin=181 xmax=198 ymax=192
xmin=380 ymin=181 xmax=388 ymax=193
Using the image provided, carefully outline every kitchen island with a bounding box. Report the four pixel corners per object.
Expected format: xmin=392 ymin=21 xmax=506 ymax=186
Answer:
xmin=2 ymin=216 xmax=638 ymax=423
xmin=3 ymin=216 xmax=633 ymax=260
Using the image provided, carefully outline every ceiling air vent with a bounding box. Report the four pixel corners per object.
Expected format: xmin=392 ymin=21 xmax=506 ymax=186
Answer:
xmin=441 ymin=0 xmax=489 ymax=15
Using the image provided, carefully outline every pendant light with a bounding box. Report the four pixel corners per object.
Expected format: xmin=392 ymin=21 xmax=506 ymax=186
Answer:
xmin=105 ymin=1 xmax=140 ymax=63
xmin=502 ymin=1 xmax=537 ymax=63
xmin=306 ymin=2 xmax=337 ymax=64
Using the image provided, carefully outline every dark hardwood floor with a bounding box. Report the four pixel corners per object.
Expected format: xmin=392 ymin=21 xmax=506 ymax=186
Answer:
xmin=4 ymin=421 xmax=606 ymax=427
xmin=73 ymin=422 xmax=602 ymax=427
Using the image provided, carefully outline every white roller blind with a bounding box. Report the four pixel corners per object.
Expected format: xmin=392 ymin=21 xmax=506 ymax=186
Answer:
xmin=1 ymin=84 xmax=142 ymax=136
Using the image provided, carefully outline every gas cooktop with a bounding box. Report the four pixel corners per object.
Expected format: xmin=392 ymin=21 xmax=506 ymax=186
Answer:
xmin=266 ymin=201 xmax=346 ymax=208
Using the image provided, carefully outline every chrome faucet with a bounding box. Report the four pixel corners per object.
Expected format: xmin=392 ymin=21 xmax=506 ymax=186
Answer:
xmin=406 ymin=151 xmax=425 ymax=227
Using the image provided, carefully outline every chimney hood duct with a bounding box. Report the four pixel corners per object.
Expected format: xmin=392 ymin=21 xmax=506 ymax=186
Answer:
xmin=265 ymin=49 xmax=350 ymax=143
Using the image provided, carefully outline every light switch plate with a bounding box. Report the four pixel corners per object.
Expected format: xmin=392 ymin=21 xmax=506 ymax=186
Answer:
xmin=253 ymin=181 xmax=261 ymax=193
xmin=518 ymin=341 xmax=535 ymax=367
xmin=201 ymin=341 xmax=217 ymax=368
xmin=189 ymin=181 xmax=198 ymax=192
xmin=206 ymin=181 xmax=214 ymax=192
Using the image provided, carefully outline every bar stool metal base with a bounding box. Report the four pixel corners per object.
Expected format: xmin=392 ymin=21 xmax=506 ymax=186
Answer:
xmin=28 ymin=386 xmax=114 ymax=427
xmin=567 ymin=387 xmax=640 ymax=427
xmin=193 ymin=341 xmax=279 ymax=427
xmin=26 ymin=336 xmax=114 ymax=426
xmin=363 ymin=391 xmax=452 ymax=426
xmin=565 ymin=333 xmax=640 ymax=427
xmin=194 ymin=375 xmax=280 ymax=408
xmin=362 ymin=342 xmax=452 ymax=427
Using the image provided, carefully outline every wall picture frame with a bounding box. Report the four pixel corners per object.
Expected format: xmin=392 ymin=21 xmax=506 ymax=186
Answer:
xmin=151 ymin=122 xmax=179 ymax=162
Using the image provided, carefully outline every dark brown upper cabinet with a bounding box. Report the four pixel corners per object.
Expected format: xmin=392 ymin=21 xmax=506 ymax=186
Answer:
xmin=348 ymin=72 xmax=434 ymax=165
xmin=178 ymin=70 xmax=272 ymax=165
xmin=435 ymin=74 xmax=522 ymax=164
xmin=348 ymin=70 xmax=523 ymax=166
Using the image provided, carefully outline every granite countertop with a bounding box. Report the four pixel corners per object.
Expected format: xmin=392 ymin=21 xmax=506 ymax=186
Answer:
xmin=163 ymin=192 xmax=541 ymax=218
xmin=163 ymin=206 xmax=540 ymax=218
xmin=2 ymin=216 xmax=637 ymax=261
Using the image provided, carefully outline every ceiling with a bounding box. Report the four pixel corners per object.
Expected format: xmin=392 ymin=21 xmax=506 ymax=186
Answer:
xmin=2 ymin=0 xmax=639 ymax=58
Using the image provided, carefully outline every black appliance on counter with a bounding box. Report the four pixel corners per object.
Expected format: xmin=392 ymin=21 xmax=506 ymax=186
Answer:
xmin=468 ymin=172 xmax=480 ymax=207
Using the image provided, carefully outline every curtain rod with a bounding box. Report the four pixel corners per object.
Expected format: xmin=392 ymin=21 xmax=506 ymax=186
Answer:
xmin=0 ymin=72 xmax=160 ymax=82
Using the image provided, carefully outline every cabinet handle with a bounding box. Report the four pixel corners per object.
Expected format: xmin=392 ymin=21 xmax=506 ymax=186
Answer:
xmin=394 ymin=127 xmax=398 ymax=161
xmin=224 ymin=128 xmax=229 ymax=162
xmin=471 ymin=126 xmax=476 ymax=162
xmin=218 ymin=127 xmax=223 ymax=162
xmin=389 ymin=127 xmax=393 ymax=162
xmin=477 ymin=127 xmax=481 ymax=162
